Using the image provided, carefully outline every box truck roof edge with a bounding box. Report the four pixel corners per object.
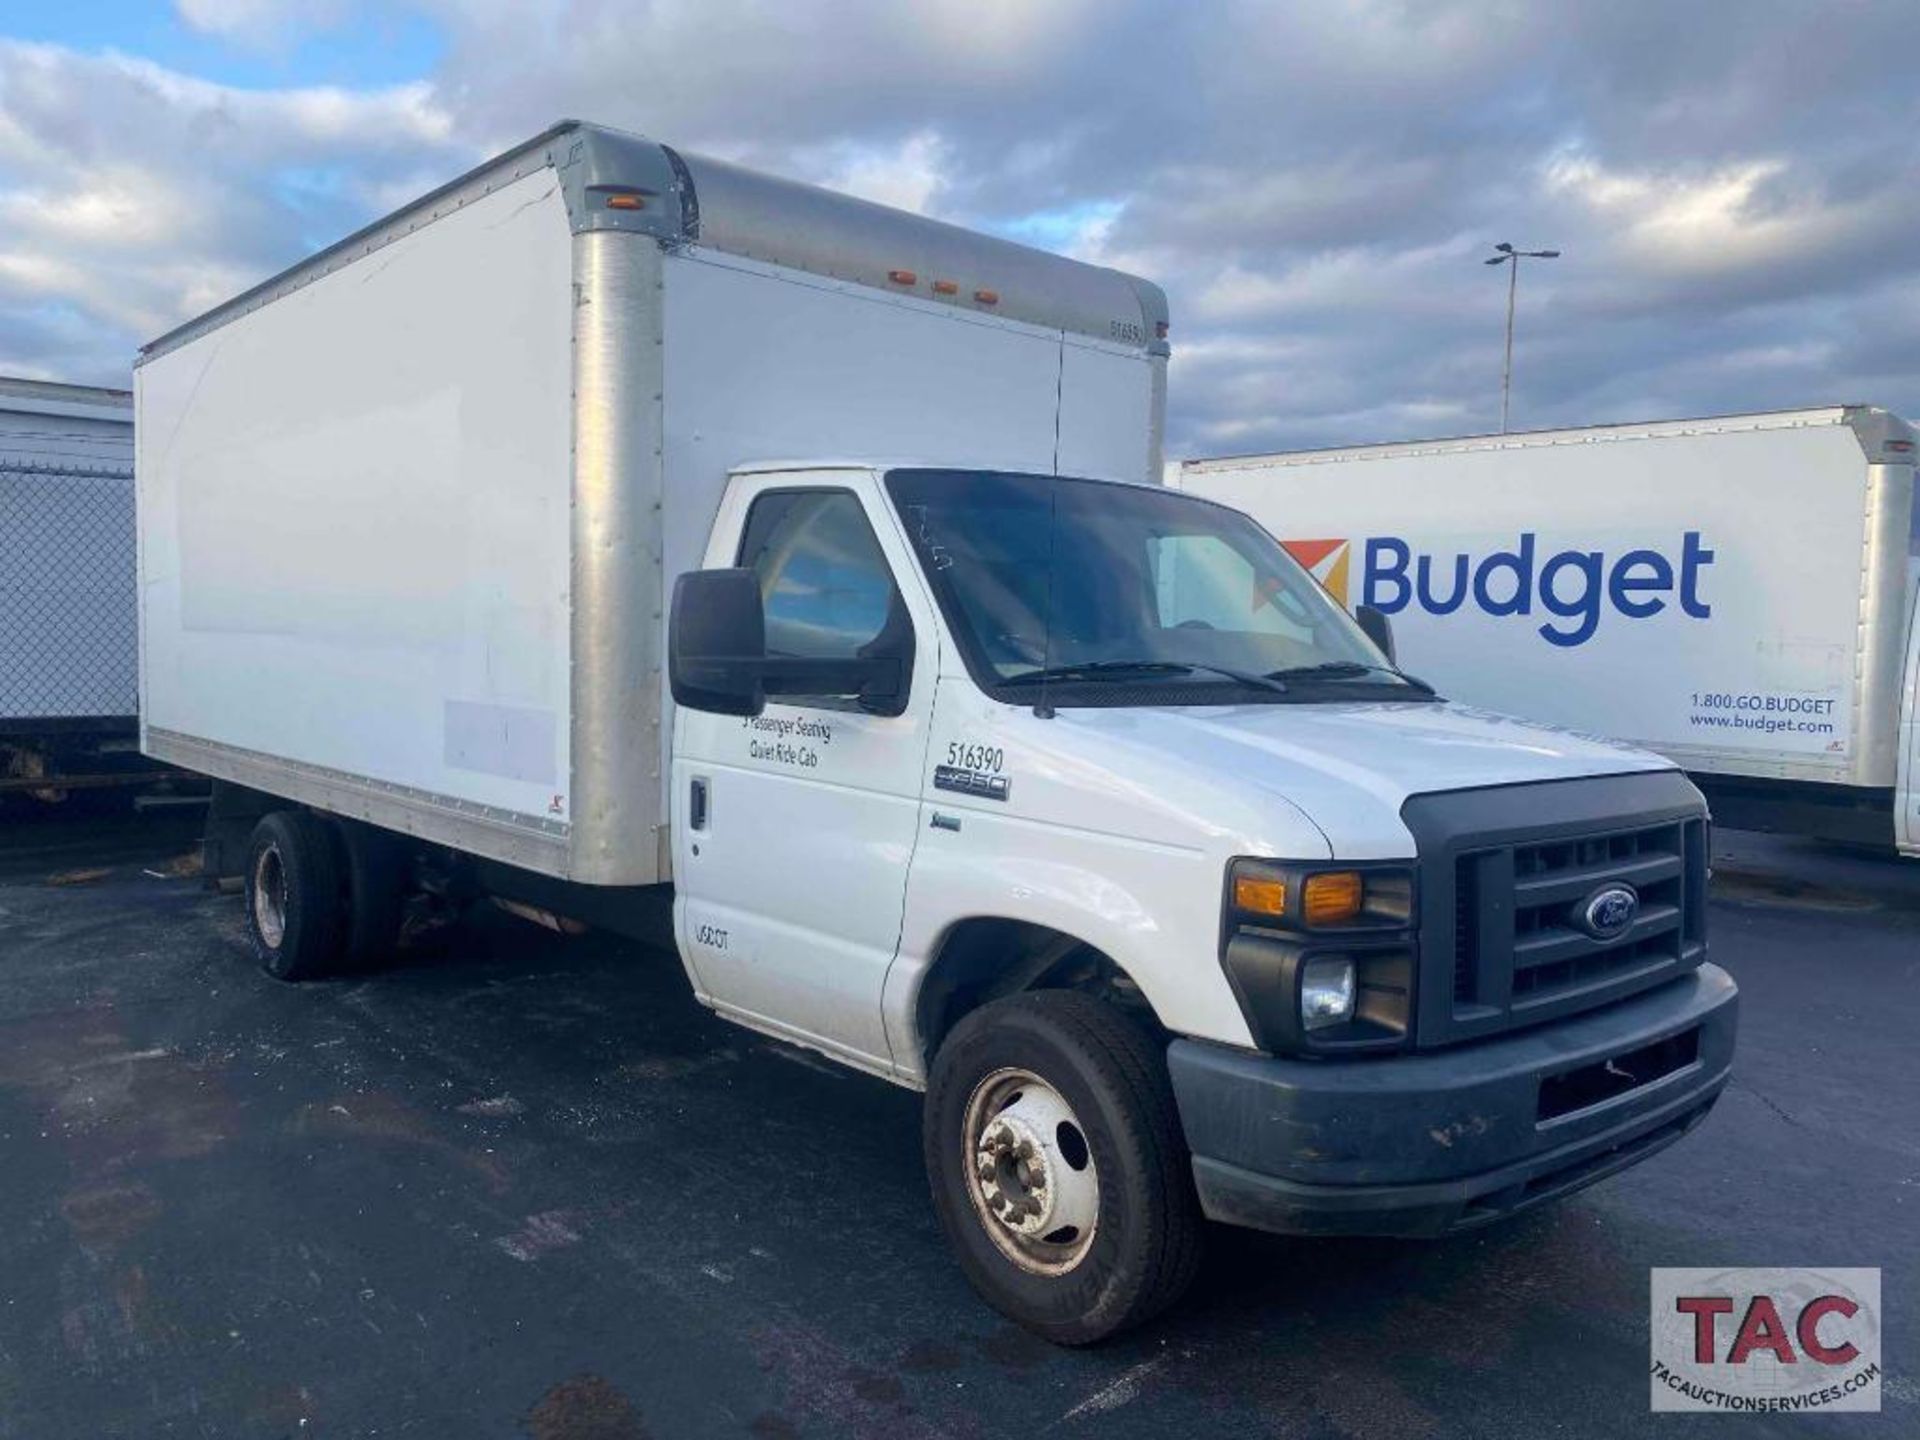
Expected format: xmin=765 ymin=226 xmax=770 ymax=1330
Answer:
xmin=136 ymin=119 xmax=1170 ymax=371
xmin=1177 ymin=404 xmax=1917 ymax=473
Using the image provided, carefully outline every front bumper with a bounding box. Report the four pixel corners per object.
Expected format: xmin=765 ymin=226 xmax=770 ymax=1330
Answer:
xmin=1167 ymin=962 xmax=1737 ymax=1237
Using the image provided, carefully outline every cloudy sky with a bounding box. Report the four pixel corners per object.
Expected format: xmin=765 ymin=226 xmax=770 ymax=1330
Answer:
xmin=2 ymin=1 xmax=1917 ymax=456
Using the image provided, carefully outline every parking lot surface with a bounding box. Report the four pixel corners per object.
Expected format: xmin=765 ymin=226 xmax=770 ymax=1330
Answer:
xmin=0 ymin=811 xmax=1913 ymax=1438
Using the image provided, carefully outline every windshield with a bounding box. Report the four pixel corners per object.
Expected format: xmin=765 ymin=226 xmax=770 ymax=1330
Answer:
xmin=886 ymin=469 xmax=1429 ymax=705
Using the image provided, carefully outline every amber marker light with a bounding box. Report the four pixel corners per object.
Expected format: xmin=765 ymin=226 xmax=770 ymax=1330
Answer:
xmin=1232 ymin=873 xmax=1288 ymax=919
xmin=1302 ymin=871 xmax=1364 ymax=926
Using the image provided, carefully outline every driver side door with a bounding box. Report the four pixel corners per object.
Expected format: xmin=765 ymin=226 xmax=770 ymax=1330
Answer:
xmin=672 ymin=472 xmax=937 ymax=1075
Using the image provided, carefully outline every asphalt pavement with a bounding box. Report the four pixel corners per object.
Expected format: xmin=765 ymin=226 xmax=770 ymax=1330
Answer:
xmin=0 ymin=810 xmax=1912 ymax=1438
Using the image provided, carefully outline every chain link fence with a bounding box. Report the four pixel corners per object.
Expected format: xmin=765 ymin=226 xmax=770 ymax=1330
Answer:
xmin=0 ymin=460 xmax=138 ymax=723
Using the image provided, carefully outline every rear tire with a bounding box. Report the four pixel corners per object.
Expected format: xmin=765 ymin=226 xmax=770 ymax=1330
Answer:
xmin=328 ymin=817 xmax=409 ymax=969
xmin=923 ymin=990 xmax=1203 ymax=1344
xmin=245 ymin=811 xmax=346 ymax=981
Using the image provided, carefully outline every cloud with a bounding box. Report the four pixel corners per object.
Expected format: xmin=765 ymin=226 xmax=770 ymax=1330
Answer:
xmin=0 ymin=38 xmax=464 ymax=374
xmin=2 ymin=2 xmax=1918 ymax=456
xmin=174 ymin=0 xmax=353 ymax=48
xmin=806 ymin=130 xmax=950 ymax=215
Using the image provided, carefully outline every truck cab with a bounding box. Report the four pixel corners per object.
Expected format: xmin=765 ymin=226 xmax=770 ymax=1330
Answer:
xmin=667 ymin=460 xmax=1737 ymax=1342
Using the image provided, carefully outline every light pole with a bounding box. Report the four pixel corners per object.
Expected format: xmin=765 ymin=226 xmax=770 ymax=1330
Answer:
xmin=1484 ymin=242 xmax=1559 ymax=433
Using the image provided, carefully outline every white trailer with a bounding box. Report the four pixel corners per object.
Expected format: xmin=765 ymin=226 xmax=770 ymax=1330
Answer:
xmin=1178 ymin=407 xmax=1920 ymax=850
xmin=0 ymin=377 xmax=149 ymax=800
xmin=139 ymin=121 xmax=1736 ymax=1341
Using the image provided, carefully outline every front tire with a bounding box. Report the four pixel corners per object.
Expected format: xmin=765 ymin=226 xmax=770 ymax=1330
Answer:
xmin=923 ymin=991 xmax=1203 ymax=1344
xmin=245 ymin=811 xmax=346 ymax=981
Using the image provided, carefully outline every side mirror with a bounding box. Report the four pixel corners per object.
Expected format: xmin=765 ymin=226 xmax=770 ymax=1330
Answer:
xmin=669 ymin=568 xmax=915 ymax=717
xmin=1355 ymin=604 xmax=1396 ymax=663
xmin=670 ymin=569 xmax=767 ymax=717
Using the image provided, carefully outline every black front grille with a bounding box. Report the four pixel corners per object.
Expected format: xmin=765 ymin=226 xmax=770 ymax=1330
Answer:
xmin=1403 ymin=773 xmax=1711 ymax=1048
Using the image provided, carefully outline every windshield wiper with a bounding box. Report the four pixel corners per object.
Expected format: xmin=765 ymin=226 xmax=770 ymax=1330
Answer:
xmin=1263 ymin=660 xmax=1436 ymax=695
xmin=1002 ymin=660 xmax=1290 ymax=694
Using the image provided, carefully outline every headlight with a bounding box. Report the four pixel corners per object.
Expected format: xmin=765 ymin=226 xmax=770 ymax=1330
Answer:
xmin=1300 ymin=955 xmax=1355 ymax=1029
xmin=1220 ymin=858 xmax=1416 ymax=1055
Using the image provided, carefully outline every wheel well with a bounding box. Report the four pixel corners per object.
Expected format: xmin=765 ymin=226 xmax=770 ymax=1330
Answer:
xmin=915 ymin=918 xmax=1159 ymax=1066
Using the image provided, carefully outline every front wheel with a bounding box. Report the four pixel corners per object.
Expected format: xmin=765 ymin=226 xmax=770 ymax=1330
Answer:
xmin=923 ymin=990 xmax=1203 ymax=1344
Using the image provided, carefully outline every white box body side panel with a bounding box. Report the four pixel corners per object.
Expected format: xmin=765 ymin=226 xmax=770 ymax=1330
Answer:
xmin=1057 ymin=334 xmax=1158 ymax=482
xmin=1186 ymin=424 xmax=1901 ymax=786
xmin=138 ymin=170 xmax=576 ymax=830
xmin=660 ymin=250 xmax=1110 ymax=555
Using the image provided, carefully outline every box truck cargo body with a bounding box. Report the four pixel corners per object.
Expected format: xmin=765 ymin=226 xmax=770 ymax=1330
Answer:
xmin=138 ymin=123 xmax=1164 ymax=885
xmin=138 ymin=122 xmax=1735 ymax=1341
xmin=1179 ymin=408 xmax=1920 ymax=851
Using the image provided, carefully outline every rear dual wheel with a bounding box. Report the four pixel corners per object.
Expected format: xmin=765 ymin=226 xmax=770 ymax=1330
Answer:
xmin=924 ymin=990 xmax=1203 ymax=1344
xmin=244 ymin=810 xmax=407 ymax=980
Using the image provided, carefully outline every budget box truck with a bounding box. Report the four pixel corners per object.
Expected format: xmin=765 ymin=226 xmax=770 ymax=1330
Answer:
xmin=1178 ymin=408 xmax=1920 ymax=853
xmin=137 ymin=120 xmax=1736 ymax=1342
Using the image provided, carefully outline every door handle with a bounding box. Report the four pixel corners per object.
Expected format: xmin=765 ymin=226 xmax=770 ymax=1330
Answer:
xmin=690 ymin=777 xmax=709 ymax=831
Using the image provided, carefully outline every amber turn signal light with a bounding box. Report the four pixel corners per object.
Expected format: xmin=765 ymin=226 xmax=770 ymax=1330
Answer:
xmin=1232 ymin=873 xmax=1288 ymax=918
xmin=1301 ymin=871 xmax=1364 ymax=926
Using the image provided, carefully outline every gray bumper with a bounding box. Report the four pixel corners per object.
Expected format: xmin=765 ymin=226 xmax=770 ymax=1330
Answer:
xmin=1168 ymin=963 xmax=1737 ymax=1238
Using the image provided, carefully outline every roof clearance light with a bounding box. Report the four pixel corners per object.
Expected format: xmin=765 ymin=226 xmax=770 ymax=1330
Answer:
xmin=888 ymin=269 xmax=917 ymax=285
xmin=1887 ymin=439 xmax=1914 ymax=453
xmin=605 ymin=194 xmax=646 ymax=211
xmin=973 ymin=288 xmax=1000 ymax=305
xmin=932 ymin=279 xmax=958 ymax=295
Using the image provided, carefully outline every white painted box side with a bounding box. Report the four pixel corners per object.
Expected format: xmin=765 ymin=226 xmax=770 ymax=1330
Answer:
xmin=659 ymin=248 xmax=1147 ymax=582
xmin=1185 ymin=424 xmax=1890 ymax=786
xmin=137 ymin=170 xmax=575 ymax=829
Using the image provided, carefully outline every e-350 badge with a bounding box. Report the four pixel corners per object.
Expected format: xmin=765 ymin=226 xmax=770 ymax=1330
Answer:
xmin=934 ymin=765 xmax=1010 ymax=802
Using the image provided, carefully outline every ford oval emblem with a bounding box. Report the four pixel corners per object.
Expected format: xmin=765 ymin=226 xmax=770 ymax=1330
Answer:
xmin=1575 ymin=883 xmax=1640 ymax=940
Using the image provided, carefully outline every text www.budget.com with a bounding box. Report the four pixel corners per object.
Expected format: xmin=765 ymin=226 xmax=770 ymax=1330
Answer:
xmin=1689 ymin=712 xmax=1836 ymax=736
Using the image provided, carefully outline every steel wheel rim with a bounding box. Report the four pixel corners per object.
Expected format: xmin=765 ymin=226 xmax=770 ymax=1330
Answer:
xmin=961 ymin=1066 xmax=1100 ymax=1274
xmin=252 ymin=844 xmax=288 ymax=950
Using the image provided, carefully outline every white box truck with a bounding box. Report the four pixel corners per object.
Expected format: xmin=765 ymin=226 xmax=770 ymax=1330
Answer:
xmin=138 ymin=121 xmax=1736 ymax=1342
xmin=1179 ymin=408 xmax=1920 ymax=853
